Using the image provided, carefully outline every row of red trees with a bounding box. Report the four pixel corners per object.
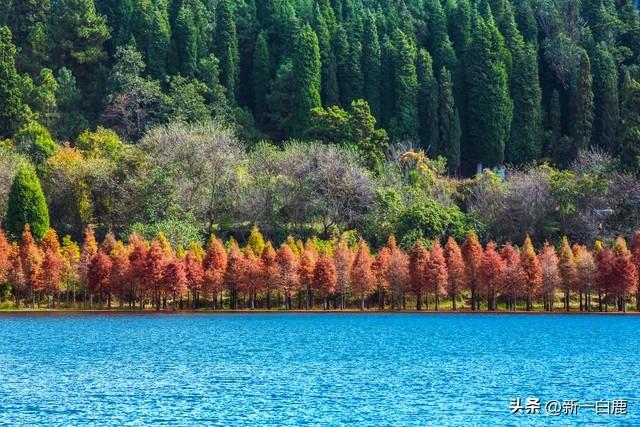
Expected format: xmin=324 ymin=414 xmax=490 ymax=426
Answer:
xmin=0 ymin=225 xmax=639 ymax=311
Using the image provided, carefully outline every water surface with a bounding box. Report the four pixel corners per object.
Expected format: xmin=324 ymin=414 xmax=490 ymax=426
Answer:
xmin=0 ymin=313 xmax=637 ymax=426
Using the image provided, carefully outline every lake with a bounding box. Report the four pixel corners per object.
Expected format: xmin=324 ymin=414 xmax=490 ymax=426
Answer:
xmin=0 ymin=313 xmax=637 ymax=426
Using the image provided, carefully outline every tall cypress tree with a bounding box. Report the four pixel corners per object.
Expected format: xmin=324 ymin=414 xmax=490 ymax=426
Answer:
xmin=252 ymin=31 xmax=270 ymax=125
xmin=507 ymin=42 xmax=542 ymax=165
xmin=380 ymin=35 xmax=395 ymax=129
xmin=292 ymin=23 xmax=321 ymax=137
xmin=313 ymin=4 xmax=338 ymax=106
xmin=5 ymin=163 xmax=50 ymax=241
xmin=617 ymin=70 xmax=640 ymax=172
xmin=424 ymin=0 xmax=458 ymax=74
xmin=362 ymin=12 xmax=382 ymax=120
xmin=465 ymin=13 xmax=512 ymax=168
xmin=390 ymin=29 xmax=418 ymax=142
xmin=146 ymin=2 xmax=170 ymax=78
xmin=215 ymin=0 xmax=239 ymax=103
xmin=438 ymin=67 xmax=461 ymax=172
xmin=416 ymin=49 xmax=439 ymax=152
xmin=334 ymin=25 xmax=362 ymax=106
xmin=174 ymin=2 xmax=198 ymax=76
xmin=591 ymin=42 xmax=619 ymax=151
xmin=570 ymin=49 xmax=594 ymax=154
xmin=0 ymin=26 xmax=23 ymax=139
xmin=236 ymin=0 xmax=258 ymax=108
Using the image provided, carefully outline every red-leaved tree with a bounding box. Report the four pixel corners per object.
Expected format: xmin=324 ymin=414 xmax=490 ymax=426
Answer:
xmin=444 ymin=237 xmax=466 ymax=310
xmin=539 ymin=243 xmax=560 ymax=311
xmin=477 ymin=242 xmax=505 ymax=311
xmin=520 ymin=235 xmax=541 ymax=311
xmin=313 ymin=251 xmax=337 ymax=310
xmin=425 ymin=241 xmax=447 ymax=311
xmin=409 ymin=241 xmax=429 ymax=310
xmin=351 ymin=240 xmax=374 ymax=310
xmin=462 ymin=232 xmax=483 ymax=310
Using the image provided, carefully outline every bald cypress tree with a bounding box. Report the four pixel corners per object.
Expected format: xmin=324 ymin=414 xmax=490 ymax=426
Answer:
xmin=570 ymin=49 xmax=594 ymax=154
xmin=416 ymin=49 xmax=439 ymax=152
xmin=215 ymin=0 xmax=239 ymax=103
xmin=592 ymin=42 xmax=619 ymax=151
xmin=362 ymin=12 xmax=381 ymax=119
xmin=438 ymin=67 xmax=461 ymax=172
xmin=390 ymin=29 xmax=418 ymax=142
xmin=465 ymin=13 xmax=512 ymax=168
xmin=0 ymin=26 xmax=23 ymax=138
xmin=292 ymin=23 xmax=321 ymax=137
xmin=507 ymin=42 xmax=542 ymax=165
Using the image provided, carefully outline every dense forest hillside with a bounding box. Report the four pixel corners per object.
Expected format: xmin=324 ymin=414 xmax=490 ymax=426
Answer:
xmin=1 ymin=0 xmax=640 ymax=249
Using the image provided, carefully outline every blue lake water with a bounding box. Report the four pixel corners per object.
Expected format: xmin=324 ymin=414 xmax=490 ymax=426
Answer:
xmin=0 ymin=313 xmax=637 ymax=426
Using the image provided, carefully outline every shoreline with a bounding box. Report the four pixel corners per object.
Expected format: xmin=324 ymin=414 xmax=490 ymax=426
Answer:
xmin=0 ymin=308 xmax=638 ymax=316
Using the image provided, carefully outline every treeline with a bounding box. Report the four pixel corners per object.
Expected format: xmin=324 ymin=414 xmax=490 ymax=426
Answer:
xmin=1 ymin=0 xmax=640 ymax=172
xmin=1 ymin=224 xmax=638 ymax=312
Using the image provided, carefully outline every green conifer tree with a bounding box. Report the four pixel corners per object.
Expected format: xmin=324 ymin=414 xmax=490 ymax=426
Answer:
xmin=390 ymin=29 xmax=418 ymax=142
xmin=416 ymin=49 xmax=439 ymax=152
xmin=438 ymin=67 xmax=461 ymax=172
xmin=361 ymin=13 xmax=381 ymax=120
xmin=252 ymin=32 xmax=270 ymax=125
xmin=465 ymin=13 xmax=512 ymax=167
xmin=292 ymin=24 xmax=321 ymax=137
xmin=215 ymin=0 xmax=240 ymax=103
xmin=570 ymin=49 xmax=594 ymax=154
xmin=507 ymin=42 xmax=542 ymax=164
xmin=592 ymin=42 xmax=619 ymax=151
xmin=5 ymin=163 xmax=50 ymax=241
xmin=0 ymin=26 xmax=24 ymax=138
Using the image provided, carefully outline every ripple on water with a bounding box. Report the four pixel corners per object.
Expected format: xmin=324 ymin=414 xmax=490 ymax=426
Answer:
xmin=0 ymin=313 xmax=638 ymax=426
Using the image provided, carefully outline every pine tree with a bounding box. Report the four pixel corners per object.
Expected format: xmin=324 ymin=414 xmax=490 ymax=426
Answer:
xmin=50 ymin=0 xmax=110 ymax=71
xmin=251 ymin=32 xmax=270 ymax=125
xmin=5 ymin=163 xmax=50 ymax=241
xmin=507 ymin=42 xmax=542 ymax=164
xmin=390 ymin=29 xmax=418 ymax=142
xmin=570 ymin=49 xmax=594 ymax=154
xmin=292 ymin=24 xmax=321 ymax=137
xmin=417 ymin=49 xmax=439 ymax=153
xmin=361 ymin=12 xmax=381 ymax=119
xmin=465 ymin=13 xmax=512 ymax=168
xmin=591 ymin=42 xmax=619 ymax=151
xmin=9 ymin=0 xmax=51 ymax=73
xmin=215 ymin=0 xmax=240 ymax=103
xmin=438 ymin=67 xmax=461 ymax=173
